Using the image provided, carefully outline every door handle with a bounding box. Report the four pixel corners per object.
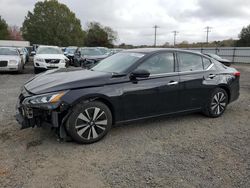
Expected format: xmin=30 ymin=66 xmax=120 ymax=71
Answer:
xmin=208 ymin=74 xmax=216 ymax=79
xmin=167 ymin=81 xmax=178 ymax=86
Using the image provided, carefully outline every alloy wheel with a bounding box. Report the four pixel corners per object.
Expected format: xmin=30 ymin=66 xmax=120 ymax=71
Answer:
xmin=211 ymin=92 xmax=227 ymax=115
xmin=75 ymin=107 xmax=108 ymax=140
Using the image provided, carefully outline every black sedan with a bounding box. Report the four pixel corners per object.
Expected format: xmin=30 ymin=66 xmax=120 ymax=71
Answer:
xmin=64 ymin=46 xmax=77 ymax=65
xmin=16 ymin=48 xmax=240 ymax=144
xmin=73 ymin=47 xmax=109 ymax=68
xmin=204 ymin=53 xmax=231 ymax=66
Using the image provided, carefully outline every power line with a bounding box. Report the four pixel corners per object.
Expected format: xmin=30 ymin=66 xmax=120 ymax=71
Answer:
xmin=153 ymin=25 xmax=159 ymax=46
xmin=172 ymin=31 xmax=179 ymax=47
xmin=205 ymin=26 xmax=212 ymax=44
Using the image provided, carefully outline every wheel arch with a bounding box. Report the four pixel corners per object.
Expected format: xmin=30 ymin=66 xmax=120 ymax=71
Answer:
xmin=218 ymin=84 xmax=231 ymax=102
xmin=92 ymin=97 xmax=115 ymax=125
xmin=71 ymin=94 xmax=116 ymax=125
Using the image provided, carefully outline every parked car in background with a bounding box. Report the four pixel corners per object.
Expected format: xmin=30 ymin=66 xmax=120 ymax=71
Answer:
xmin=17 ymin=47 xmax=27 ymax=64
xmin=110 ymin=48 xmax=123 ymax=55
xmin=204 ymin=53 xmax=231 ymax=66
xmin=74 ymin=47 xmax=108 ymax=68
xmin=24 ymin=48 xmax=30 ymax=63
xmin=0 ymin=47 xmax=24 ymax=73
xmin=97 ymin=47 xmax=111 ymax=56
xmin=33 ymin=45 xmax=69 ymax=74
xmin=60 ymin=47 xmax=66 ymax=52
xmin=16 ymin=48 xmax=240 ymax=144
xmin=64 ymin=46 xmax=77 ymax=65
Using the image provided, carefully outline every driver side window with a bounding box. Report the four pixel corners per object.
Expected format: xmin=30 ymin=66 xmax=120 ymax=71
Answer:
xmin=136 ymin=53 xmax=175 ymax=74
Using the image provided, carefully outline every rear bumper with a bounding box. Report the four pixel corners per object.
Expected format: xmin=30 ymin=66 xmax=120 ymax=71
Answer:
xmin=229 ymin=77 xmax=240 ymax=103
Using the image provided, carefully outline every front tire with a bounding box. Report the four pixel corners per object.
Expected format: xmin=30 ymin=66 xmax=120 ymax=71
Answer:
xmin=66 ymin=101 xmax=112 ymax=144
xmin=17 ymin=63 xmax=24 ymax=74
xmin=203 ymin=88 xmax=228 ymax=118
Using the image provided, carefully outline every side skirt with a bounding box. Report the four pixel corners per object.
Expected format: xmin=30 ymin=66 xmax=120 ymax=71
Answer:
xmin=115 ymin=108 xmax=202 ymax=125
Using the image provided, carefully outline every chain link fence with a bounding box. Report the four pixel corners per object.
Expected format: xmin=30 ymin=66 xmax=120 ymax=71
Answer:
xmin=185 ymin=47 xmax=250 ymax=63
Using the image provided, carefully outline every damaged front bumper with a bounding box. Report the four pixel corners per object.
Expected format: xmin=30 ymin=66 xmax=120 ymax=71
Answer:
xmin=15 ymin=88 xmax=70 ymax=130
xmin=15 ymin=104 xmax=62 ymax=129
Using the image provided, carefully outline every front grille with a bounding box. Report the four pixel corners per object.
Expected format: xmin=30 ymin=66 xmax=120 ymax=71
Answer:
xmin=45 ymin=59 xmax=60 ymax=64
xmin=0 ymin=61 xmax=8 ymax=67
xmin=47 ymin=67 xmax=58 ymax=69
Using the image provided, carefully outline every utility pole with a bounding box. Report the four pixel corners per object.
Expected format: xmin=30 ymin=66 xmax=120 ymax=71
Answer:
xmin=153 ymin=25 xmax=159 ymax=47
xmin=172 ymin=31 xmax=178 ymax=47
xmin=205 ymin=26 xmax=212 ymax=44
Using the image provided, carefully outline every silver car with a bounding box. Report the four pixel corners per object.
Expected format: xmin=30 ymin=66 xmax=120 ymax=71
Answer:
xmin=0 ymin=47 xmax=24 ymax=73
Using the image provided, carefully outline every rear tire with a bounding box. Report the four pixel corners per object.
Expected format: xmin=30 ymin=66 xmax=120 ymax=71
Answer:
xmin=203 ymin=88 xmax=228 ymax=118
xmin=66 ymin=101 xmax=112 ymax=144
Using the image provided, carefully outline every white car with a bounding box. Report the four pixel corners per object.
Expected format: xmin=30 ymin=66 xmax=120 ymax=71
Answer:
xmin=0 ymin=47 xmax=24 ymax=73
xmin=33 ymin=45 xmax=68 ymax=74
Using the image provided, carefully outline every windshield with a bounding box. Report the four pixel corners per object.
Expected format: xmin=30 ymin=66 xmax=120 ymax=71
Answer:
xmin=36 ymin=47 xmax=63 ymax=54
xmin=81 ymin=48 xmax=103 ymax=56
xmin=65 ymin=48 xmax=77 ymax=54
xmin=92 ymin=52 xmax=145 ymax=73
xmin=0 ymin=48 xmax=19 ymax=56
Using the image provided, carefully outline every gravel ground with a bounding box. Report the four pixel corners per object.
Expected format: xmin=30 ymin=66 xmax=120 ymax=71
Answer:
xmin=0 ymin=63 xmax=249 ymax=188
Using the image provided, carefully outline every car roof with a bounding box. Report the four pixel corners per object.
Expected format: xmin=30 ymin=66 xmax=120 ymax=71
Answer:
xmin=203 ymin=52 xmax=213 ymax=55
xmin=97 ymin=47 xmax=108 ymax=49
xmin=79 ymin=47 xmax=100 ymax=50
xmin=0 ymin=46 xmax=17 ymax=49
xmin=125 ymin=48 xmax=203 ymax=55
xmin=38 ymin=45 xmax=60 ymax=48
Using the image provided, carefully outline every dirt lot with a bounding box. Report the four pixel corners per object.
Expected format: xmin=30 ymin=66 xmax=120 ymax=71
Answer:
xmin=0 ymin=63 xmax=249 ymax=188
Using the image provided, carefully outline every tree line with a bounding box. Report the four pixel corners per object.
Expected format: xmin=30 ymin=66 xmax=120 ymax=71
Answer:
xmin=0 ymin=0 xmax=117 ymax=47
xmin=0 ymin=0 xmax=250 ymax=48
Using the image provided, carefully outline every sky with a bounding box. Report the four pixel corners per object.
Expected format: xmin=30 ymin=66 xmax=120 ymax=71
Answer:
xmin=0 ymin=0 xmax=250 ymax=45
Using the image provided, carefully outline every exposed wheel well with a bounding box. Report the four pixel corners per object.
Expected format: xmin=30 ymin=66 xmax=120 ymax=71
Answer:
xmin=219 ymin=86 xmax=231 ymax=102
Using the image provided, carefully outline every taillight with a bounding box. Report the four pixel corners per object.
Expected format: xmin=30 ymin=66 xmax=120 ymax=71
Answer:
xmin=233 ymin=71 xmax=240 ymax=77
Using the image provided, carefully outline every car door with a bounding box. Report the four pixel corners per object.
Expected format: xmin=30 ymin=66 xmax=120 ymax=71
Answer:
xmin=121 ymin=52 xmax=180 ymax=120
xmin=177 ymin=52 xmax=218 ymax=110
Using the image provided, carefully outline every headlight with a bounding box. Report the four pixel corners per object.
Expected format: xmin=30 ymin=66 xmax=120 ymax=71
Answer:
xmin=9 ymin=60 xmax=18 ymax=65
xmin=23 ymin=91 xmax=68 ymax=109
xmin=35 ymin=58 xmax=44 ymax=62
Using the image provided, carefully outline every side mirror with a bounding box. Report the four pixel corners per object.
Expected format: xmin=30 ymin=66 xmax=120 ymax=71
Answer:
xmin=130 ymin=69 xmax=150 ymax=79
xmin=31 ymin=51 xmax=36 ymax=56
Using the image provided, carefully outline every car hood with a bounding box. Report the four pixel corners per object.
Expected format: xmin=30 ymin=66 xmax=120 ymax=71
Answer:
xmin=24 ymin=68 xmax=112 ymax=94
xmin=35 ymin=54 xmax=67 ymax=59
xmin=0 ymin=55 xmax=20 ymax=61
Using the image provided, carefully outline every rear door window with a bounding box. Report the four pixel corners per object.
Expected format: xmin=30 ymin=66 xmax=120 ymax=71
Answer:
xmin=203 ymin=57 xmax=212 ymax=69
xmin=178 ymin=53 xmax=203 ymax=72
